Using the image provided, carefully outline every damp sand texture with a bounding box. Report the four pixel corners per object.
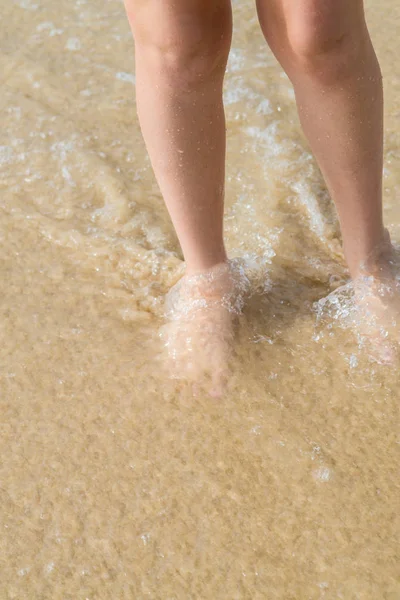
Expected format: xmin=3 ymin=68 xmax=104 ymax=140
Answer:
xmin=1 ymin=0 xmax=400 ymax=598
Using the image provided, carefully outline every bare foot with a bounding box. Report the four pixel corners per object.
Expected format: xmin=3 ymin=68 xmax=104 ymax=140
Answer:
xmin=353 ymin=231 xmax=400 ymax=363
xmin=159 ymin=260 xmax=249 ymax=396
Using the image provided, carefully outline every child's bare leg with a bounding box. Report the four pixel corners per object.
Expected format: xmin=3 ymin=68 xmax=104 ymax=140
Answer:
xmin=257 ymin=0 xmax=387 ymax=280
xmin=124 ymin=0 xmax=232 ymax=275
xmin=124 ymin=0 xmax=239 ymax=389
xmin=257 ymin=0 xmax=399 ymax=358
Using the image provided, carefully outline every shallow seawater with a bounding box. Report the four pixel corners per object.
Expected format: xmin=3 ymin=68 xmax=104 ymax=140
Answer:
xmin=1 ymin=0 xmax=400 ymax=598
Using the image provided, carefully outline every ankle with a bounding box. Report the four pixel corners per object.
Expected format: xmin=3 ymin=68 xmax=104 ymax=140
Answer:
xmin=174 ymin=259 xmax=249 ymax=314
xmin=184 ymin=257 xmax=229 ymax=278
xmin=183 ymin=261 xmax=233 ymax=299
xmin=348 ymin=229 xmax=394 ymax=282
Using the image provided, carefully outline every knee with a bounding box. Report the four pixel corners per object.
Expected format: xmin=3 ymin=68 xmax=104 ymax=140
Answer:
xmin=126 ymin=1 xmax=232 ymax=89
xmin=284 ymin=1 xmax=368 ymax=82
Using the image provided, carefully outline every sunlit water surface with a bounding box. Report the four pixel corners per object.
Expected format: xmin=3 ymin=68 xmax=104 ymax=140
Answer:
xmin=1 ymin=0 xmax=400 ymax=597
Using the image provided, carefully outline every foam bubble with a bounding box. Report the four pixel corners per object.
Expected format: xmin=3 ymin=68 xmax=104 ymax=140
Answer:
xmin=66 ymin=38 xmax=81 ymax=51
xmin=116 ymin=71 xmax=135 ymax=84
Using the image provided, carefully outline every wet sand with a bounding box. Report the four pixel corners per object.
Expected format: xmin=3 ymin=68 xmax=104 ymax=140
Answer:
xmin=1 ymin=0 xmax=399 ymax=597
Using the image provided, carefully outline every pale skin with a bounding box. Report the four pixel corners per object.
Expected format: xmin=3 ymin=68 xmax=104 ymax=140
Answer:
xmin=124 ymin=0 xmax=398 ymax=376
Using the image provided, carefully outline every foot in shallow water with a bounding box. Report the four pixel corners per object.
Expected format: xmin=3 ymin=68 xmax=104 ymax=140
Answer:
xmin=159 ymin=260 xmax=249 ymax=397
xmin=315 ymin=232 xmax=400 ymax=365
xmin=353 ymin=273 xmax=400 ymax=364
xmin=353 ymin=232 xmax=400 ymax=364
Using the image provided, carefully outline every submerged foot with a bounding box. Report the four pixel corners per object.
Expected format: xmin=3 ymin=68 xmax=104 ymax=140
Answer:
xmin=353 ymin=275 xmax=400 ymax=364
xmin=315 ymin=231 xmax=400 ymax=364
xmin=160 ymin=260 xmax=249 ymax=396
xmin=353 ymin=232 xmax=400 ymax=363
